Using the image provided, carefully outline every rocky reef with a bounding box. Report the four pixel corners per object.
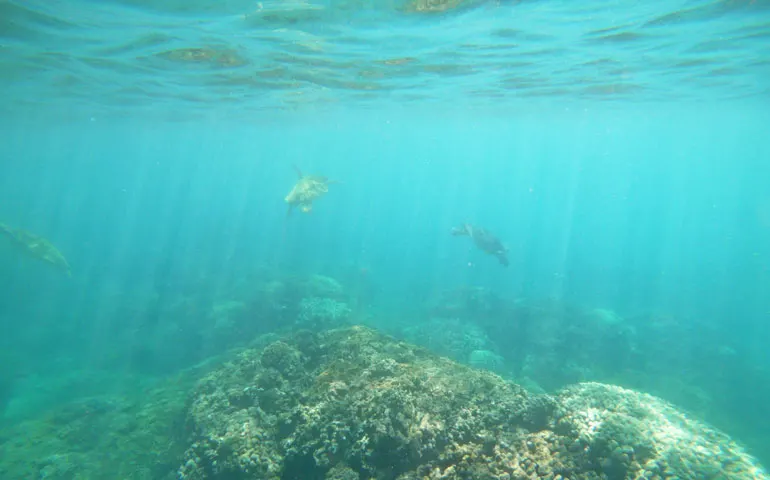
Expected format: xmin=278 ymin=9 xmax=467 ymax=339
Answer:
xmin=4 ymin=273 xmax=769 ymax=478
xmin=177 ymin=326 xmax=767 ymax=480
xmin=0 ymin=376 xmax=193 ymax=480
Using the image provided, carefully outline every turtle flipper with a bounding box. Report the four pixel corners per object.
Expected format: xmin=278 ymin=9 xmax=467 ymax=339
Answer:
xmin=292 ymin=165 xmax=303 ymax=178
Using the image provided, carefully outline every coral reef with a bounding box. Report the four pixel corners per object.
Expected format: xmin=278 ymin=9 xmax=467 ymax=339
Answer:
xmin=297 ymin=296 xmax=352 ymax=330
xmin=423 ymin=288 xmax=770 ymax=458
xmin=401 ymin=317 xmax=495 ymax=364
xmin=80 ymin=273 xmax=356 ymax=378
xmin=556 ymin=382 xmax=768 ymax=480
xmin=245 ymin=274 xmax=351 ymax=330
xmin=4 ymin=273 xmax=769 ymax=477
xmin=0 ymin=376 xmax=193 ymax=480
xmin=177 ymin=326 xmax=767 ymax=480
xmin=468 ymin=349 xmax=506 ymax=375
xmin=426 ymin=286 xmax=506 ymax=320
xmin=296 ymin=274 xmax=348 ymax=300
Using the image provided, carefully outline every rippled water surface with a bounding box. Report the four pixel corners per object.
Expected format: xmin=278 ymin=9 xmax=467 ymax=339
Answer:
xmin=2 ymin=0 xmax=769 ymax=116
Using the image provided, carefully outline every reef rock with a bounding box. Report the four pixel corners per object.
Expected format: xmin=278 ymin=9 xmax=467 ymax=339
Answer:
xmin=556 ymin=382 xmax=767 ymax=480
xmin=297 ymin=296 xmax=352 ymax=331
xmin=177 ymin=326 xmax=768 ymax=480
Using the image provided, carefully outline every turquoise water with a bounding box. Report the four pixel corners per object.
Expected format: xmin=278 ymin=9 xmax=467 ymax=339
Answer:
xmin=1 ymin=0 xmax=770 ymax=478
xmin=2 ymin=0 xmax=769 ymax=116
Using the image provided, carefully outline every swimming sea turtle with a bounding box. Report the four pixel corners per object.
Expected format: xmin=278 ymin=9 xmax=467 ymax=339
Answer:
xmin=285 ymin=165 xmax=338 ymax=215
xmin=0 ymin=223 xmax=72 ymax=276
xmin=451 ymin=223 xmax=509 ymax=267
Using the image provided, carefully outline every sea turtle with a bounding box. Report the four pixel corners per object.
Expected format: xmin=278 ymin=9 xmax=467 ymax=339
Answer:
xmin=285 ymin=165 xmax=338 ymax=215
xmin=0 ymin=223 xmax=72 ymax=276
xmin=451 ymin=223 xmax=509 ymax=267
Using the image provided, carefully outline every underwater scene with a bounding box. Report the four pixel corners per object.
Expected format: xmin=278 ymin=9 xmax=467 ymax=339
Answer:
xmin=2 ymin=0 xmax=770 ymax=479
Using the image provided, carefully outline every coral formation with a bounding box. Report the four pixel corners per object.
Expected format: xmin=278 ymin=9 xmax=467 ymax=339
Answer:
xmin=298 ymin=296 xmax=352 ymax=330
xmin=177 ymin=326 xmax=767 ymax=480
xmin=556 ymin=382 xmax=768 ymax=479
xmin=0 ymin=378 xmax=193 ymax=480
xmin=468 ymin=349 xmax=506 ymax=374
xmin=4 ymin=273 xmax=770 ymax=478
xmin=298 ymin=274 xmax=348 ymax=300
xmin=401 ymin=317 xmax=494 ymax=363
